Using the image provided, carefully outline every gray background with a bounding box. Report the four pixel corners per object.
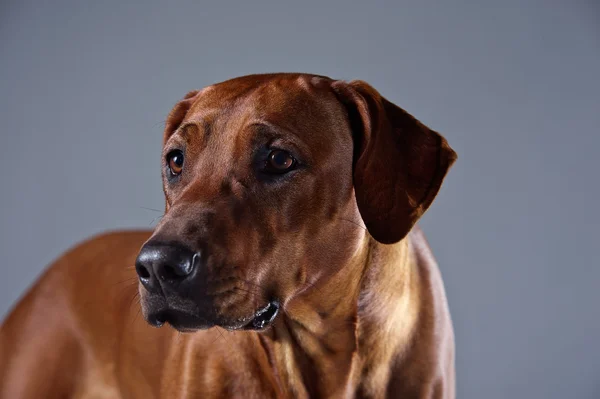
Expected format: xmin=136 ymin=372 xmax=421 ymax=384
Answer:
xmin=1 ymin=0 xmax=599 ymax=397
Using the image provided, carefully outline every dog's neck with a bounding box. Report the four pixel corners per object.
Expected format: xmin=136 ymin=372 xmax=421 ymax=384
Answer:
xmin=259 ymin=233 xmax=420 ymax=398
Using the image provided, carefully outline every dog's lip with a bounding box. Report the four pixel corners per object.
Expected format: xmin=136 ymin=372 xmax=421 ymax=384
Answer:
xmin=147 ymin=301 xmax=280 ymax=332
xmin=247 ymin=300 xmax=280 ymax=330
xmin=220 ymin=300 xmax=281 ymax=331
xmin=148 ymin=309 xmax=214 ymax=331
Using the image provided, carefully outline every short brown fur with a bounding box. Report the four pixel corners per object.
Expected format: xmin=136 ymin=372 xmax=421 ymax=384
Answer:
xmin=1 ymin=73 xmax=456 ymax=398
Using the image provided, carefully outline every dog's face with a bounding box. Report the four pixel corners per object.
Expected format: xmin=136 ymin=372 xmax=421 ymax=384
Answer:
xmin=135 ymin=74 xmax=456 ymax=332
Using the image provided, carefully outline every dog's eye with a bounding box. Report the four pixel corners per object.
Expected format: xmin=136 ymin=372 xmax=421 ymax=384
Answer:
xmin=266 ymin=150 xmax=296 ymax=173
xmin=167 ymin=150 xmax=184 ymax=176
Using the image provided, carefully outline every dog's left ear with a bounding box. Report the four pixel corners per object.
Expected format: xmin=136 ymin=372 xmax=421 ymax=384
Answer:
xmin=332 ymin=80 xmax=457 ymax=244
xmin=163 ymin=90 xmax=200 ymax=144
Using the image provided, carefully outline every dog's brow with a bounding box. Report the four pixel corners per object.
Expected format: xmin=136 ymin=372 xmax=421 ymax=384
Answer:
xmin=247 ymin=121 xmax=312 ymax=155
xmin=176 ymin=120 xmax=211 ymax=140
xmin=248 ymin=121 xmax=302 ymax=141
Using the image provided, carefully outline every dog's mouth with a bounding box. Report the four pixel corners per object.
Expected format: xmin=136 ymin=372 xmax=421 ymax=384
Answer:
xmin=148 ymin=300 xmax=280 ymax=332
xmin=240 ymin=300 xmax=280 ymax=331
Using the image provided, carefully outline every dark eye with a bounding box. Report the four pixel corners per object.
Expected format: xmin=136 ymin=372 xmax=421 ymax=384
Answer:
xmin=166 ymin=150 xmax=184 ymax=176
xmin=266 ymin=150 xmax=296 ymax=173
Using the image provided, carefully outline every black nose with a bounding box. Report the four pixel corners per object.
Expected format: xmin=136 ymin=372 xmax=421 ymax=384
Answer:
xmin=135 ymin=242 xmax=199 ymax=292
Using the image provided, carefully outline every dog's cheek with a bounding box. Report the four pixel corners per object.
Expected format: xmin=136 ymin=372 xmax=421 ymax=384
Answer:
xmin=307 ymin=203 xmax=366 ymax=275
xmin=253 ymin=240 xmax=301 ymax=295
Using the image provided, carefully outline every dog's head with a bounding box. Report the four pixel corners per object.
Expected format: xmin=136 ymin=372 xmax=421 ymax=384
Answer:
xmin=135 ymin=73 xmax=456 ymax=332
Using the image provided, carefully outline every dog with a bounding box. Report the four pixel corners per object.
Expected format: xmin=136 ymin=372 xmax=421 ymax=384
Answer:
xmin=0 ymin=73 xmax=457 ymax=398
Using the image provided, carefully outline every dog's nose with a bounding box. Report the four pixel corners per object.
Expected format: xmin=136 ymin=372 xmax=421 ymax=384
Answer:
xmin=135 ymin=242 xmax=199 ymax=292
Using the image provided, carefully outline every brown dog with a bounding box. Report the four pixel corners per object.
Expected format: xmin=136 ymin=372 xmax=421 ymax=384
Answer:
xmin=0 ymin=73 xmax=457 ymax=398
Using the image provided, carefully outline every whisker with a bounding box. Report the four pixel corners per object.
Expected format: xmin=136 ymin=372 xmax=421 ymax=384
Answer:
xmin=146 ymin=214 xmax=164 ymax=226
xmin=126 ymin=291 xmax=142 ymax=328
xmin=232 ymin=278 xmax=268 ymax=292
xmin=128 ymin=291 xmax=140 ymax=312
xmin=115 ymin=281 xmax=137 ymax=302
xmin=207 ymin=329 xmax=224 ymax=346
xmin=139 ymin=206 xmax=164 ymax=213
xmin=152 ymin=119 xmax=167 ymax=129
xmin=337 ymin=217 xmax=367 ymax=231
xmin=132 ymin=303 xmax=143 ymax=327
xmin=216 ymin=327 xmax=232 ymax=345
xmin=112 ymin=276 xmax=138 ymax=287
xmin=232 ymin=285 xmax=264 ymax=299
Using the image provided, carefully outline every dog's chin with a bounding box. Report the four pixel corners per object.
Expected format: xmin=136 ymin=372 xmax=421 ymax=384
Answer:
xmin=144 ymin=301 xmax=280 ymax=333
xmin=146 ymin=308 xmax=214 ymax=332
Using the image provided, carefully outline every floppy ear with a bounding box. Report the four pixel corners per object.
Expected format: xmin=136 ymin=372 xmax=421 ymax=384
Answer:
xmin=163 ymin=90 xmax=200 ymax=144
xmin=332 ymin=80 xmax=457 ymax=244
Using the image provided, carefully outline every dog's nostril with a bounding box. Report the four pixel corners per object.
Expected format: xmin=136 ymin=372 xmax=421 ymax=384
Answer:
xmin=136 ymin=262 xmax=151 ymax=279
xmin=160 ymin=261 xmax=192 ymax=280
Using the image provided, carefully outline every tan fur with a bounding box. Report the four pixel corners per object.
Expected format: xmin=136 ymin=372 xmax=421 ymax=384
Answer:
xmin=1 ymin=73 xmax=456 ymax=398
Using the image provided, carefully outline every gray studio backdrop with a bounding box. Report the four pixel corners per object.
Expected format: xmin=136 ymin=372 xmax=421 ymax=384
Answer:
xmin=1 ymin=1 xmax=599 ymax=398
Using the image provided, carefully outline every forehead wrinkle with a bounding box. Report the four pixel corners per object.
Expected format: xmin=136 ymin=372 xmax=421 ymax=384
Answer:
xmin=185 ymin=84 xmax=264 ymax=138
xmin=199 ymin=107 xmax=249 ymax=166
xmin=179 ymin=120 xmax=210 ymax=138
xmin=187 ymin=135 xmax=232 ymax=196
xmin=219 ymin=106 xmax=254 ymax=163
xmin=246 ymin=121 xmax=312 ymax=156
xmin=247 ymin=92 xmax=336 ymax=149
xmin=166 ymin=120 xmax=211 ymax=151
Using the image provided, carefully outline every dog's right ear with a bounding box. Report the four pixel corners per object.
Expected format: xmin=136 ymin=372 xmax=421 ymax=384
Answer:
xmin=163 ymin=90 xmax=200 ymax=144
